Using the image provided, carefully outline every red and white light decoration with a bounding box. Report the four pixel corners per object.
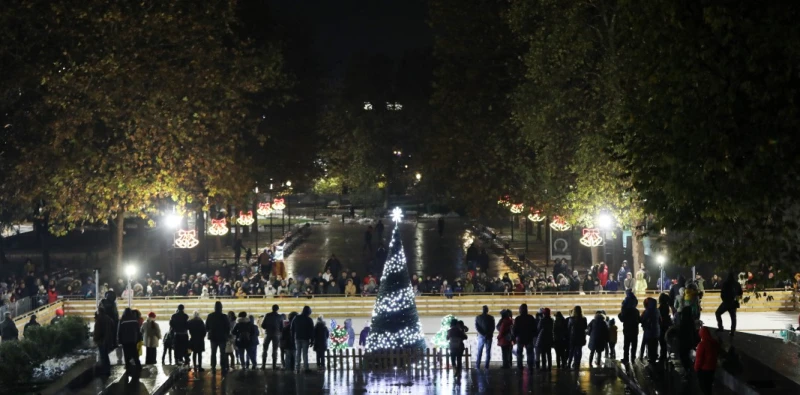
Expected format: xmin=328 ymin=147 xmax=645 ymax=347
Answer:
xmin=272 ymin=198 xmax=286 ymax=211
xmin=237 ymin=210 xmax=255 ymax=226
xmin=174 ymin=229 xmax=199 ymax=249
xmin=528 ymin=209 xmax=545 ymax=222
xmin=579 ymin=228 xmax=603 ymax=247
xmin=509 ymin=203 xmax=524 ymax=214
xmin=257 ymin=202 xmax=273 ymax=216
xmin=208 ymin=218 xmax=229 ymax=236
xmin=497 ymin=195 xmax=511 ymax=207
xmin=549 ymin=216 xmax=572 ymax=232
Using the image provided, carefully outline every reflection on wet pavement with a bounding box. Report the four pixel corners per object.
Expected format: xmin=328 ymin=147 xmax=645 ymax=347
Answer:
xmin=168 ymin=366 xmax=627 ymax=394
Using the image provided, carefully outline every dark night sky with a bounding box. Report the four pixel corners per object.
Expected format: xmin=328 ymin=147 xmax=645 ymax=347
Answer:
xmin=268 ymin=0 xmax=432 ymax=75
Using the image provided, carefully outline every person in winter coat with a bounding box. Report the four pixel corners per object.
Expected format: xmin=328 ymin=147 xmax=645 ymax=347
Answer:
xmin=446 ymin=319 xmax=468 ymax=376
xmin=669 ymin=275 xmax=686 ymax=314
xmin=118 ymin=308 xmax=142 ymax=375
xmin=598 ymin=263 xmax=609 ymax=288
xmin=93 ymin=307 xmax=115 ymax=375
xmin=474 ymin=305 xmax=496 ymax=369
xmin=512 ymin=304 xmax=536 ymax=370
xmin=260 ymin=304 xmax=282 ymax=369
xmin=280 ymin=312 xmax=297 ymax=370
xmin=247 ymin=316 xmax=260 ymax=369
xmin=640 ymin=297 xmax=660 ymax=364
xmin=23 ymin=314 xmax=40 ymax=336
xmin=50 ymin=308 xmax=65 ymax=325
xmin=0 ymin=312 xmax=19 ymax=341
xmin=623 ymin=272 xmax=634 ymax=291
xmin=313 ymin=317 xmax=329 ymax=370
xmin=47 ymin=286 xmax=58 ymax=304
xmin=141 ymin=312 xmax=162 ymax=364
xmin=694 ymin=327 xmax=720 ymax=395
xmin=567 ymin=306 xmax=588 ymax=369
xmin=607 ymin=318 xmax=618 ymax=359
xmin=344 ymin=318 xmax=356 ymax=348
xmin=232 ymin=312 xmax=253 ymax=368
xmin=100 ymin=291 xmax=121 ymax=364
xmin=205 ymin=301 xmax=231 ymax=372
xmin=677 ymin=308 xmax=697 ymax=374
xmin=188 ymin=311 xmax=207 ymax=371
xmin=657 ymin=293 xmax=672 ymax=363
xmin=496 ymin=309 xmax=514 ymax=368
xmin=359 ymin=322 xmax=370 ymax=348
xmin=536 ymin=308 xmax=554 ymax=371
xmin=553 ymin=312 xmax=569 ymax=368
xmin=291 ymin=306 xmax=314 ymax=372
xmin=716 ymin=271 xmax=743 ymax=336
xmin=169 ymin=304 xmax=190 ymax=366
xmin=605 ymin=274 xmax=620 ymax=292
xmin=618 ymin=290 xmax=641 ymax=362
xmin=587 ymin=312 xmax=609 ymax=366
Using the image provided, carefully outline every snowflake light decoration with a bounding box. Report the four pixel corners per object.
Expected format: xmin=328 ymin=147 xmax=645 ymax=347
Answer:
xmin=237 ymin=210 xmax=254 ymax=226
xmin=550 ymin=216 xmax=572 ymax=232
xmin=510 ymin=203 xmax=524 ymax=214
xmin=390 ymin=207 xmax=403 ymax=223
xmin=174 ymin=229 xmax=199 ymax=249
xmin=528 ymin=210 xmax=545 ymax=222
xmin=257 ymin=202 xmax=273 ymax=216
xmin=272 ymin=198 xmax=286 ymax=211
xmin=579 ymin=228 xmax=603 ymax=247
xmin=208 ymin=218 xmax=229 ymax=236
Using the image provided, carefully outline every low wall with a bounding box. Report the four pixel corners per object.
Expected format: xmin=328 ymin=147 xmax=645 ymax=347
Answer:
xmin=62 ymin=290 xmax=795 ymax=320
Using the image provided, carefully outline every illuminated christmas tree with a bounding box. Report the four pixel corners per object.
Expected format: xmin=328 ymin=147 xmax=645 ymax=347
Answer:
xmin=365 ymin=208 xmax=426 ymax=352
xmin=330 ymin=320 xmax=348 ymax=350
xmin=432 ymin=314 xmax=458 ymax=348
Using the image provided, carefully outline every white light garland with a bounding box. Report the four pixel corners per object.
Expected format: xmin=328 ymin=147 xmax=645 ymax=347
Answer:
xmin=272 ymin=198 xmax=286 ymax=211
xmin=528 ymin=210 xmax=545 ymax=222
xmin=372 ymin=286 xmax=416 ymax=315
xmin=174 ymin=229 xmax=199 ymax=248
xmin=390 ymin=207 xmax=403 ymax=223
xmin=579 ymin=228 xmax=603 ymax=247
xmin=208 ymin=218 xmax=229 ymax=236
xmin=237 ymin=210 xmax=255 ymax=226
xmin=510 ymin=203 xmax=524 ymax=214
xmin=550 ymin=215 xmax=572 ymax=232
xmin=257 ymin=202 xmax=273 ymax=216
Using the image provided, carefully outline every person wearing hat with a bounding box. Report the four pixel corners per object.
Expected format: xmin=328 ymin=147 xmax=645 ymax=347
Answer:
xmin=170 ymin=304 xmax=190 ymax=366
xmin=24 ymin=314 xmax=40 ymax=337
xmin=141 ymin=312 xmax=162 ymax=364
xmin=51 ymin=308 xmax=65 ymax=325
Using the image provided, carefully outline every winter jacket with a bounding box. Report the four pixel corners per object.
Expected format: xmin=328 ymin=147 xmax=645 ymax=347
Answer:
xmin=169 ymin=311 xmax=189 ymax=335
xmin=188 ymin=317 xmax=207 ymax=352
xmin=93 ymin=313 xmax=115 ymax=349
xmin=291 ymin=306 xmax=314 ymax=341
xmin=47 ymin=290 xmax=58 ymax=304
xmin=344 ymin=319 xmax=356 ymax=347
xmin=608 ymin=323 xmax=618 ymax=344
xmin=359 ymin=326 xmax=370 ymax=347
xmin=535 ymin=316 xmax=554 ymax=349
xmin=496 ymin=317 xmax=513 ymax=347
xmin=553 ymin=317 xmax=569 ymax=348
xmin=512 ymin=305 xmax=536 ymax=344
xmin=313 ymin=322 xmax=330 ymax=352
xmin=1 ymin=318 xmax=19 ymax=341
xmin=567 ymin=316 xmax=588 ymax=347
xmin=232 ymin=317 xmax=254 ymax=349
xmin=640 ymin=298 xmax=660 ymax=340
xmin=618 ymin=307 xmax=640 ymax=336
xmin=261 ymin=311 xmax=283 ymax=337
xmin=446 ymin=327 xmax=467 ymax=349
xmin=475 ymin=313 xmax=496 ymax=338
xmin=669 ymin=276 xmax=686 ymax=306
xmin=694 ymin=327 xmax=719 ymax=372
xmin=605 ymin=280 xmax=619 ymax=292
xmin=280 ymin=323 xmax=295 ymax=350
xmin=141 ymin=319 xmax=162 ymax=348
xmin=720 ymin=277 xmax=743 ymax=304
xmin=587 ymin=315 xmax=609 ymax=351
xmin=205 ymin=302 xmax=231 ymax=343
xmin=117 ymin=317 xmax=140 ymax=345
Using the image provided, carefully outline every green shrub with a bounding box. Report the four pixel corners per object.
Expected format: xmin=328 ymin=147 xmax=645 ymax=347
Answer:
xmin=0 ymin=316 xmax=89 ymax=387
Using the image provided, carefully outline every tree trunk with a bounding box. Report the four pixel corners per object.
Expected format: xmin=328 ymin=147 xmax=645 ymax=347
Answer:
xmin=196 ymin=209 xmax=206 ymax=263
xmin=35 ymin=213 xmax=52 ymax=271
xmin=137 ymin=217 xmax=146 ymax=262
xmin=591 ymin=246 xmax=601 ymax=266
xmin=112 ymin=212 xmax=125 ymax=275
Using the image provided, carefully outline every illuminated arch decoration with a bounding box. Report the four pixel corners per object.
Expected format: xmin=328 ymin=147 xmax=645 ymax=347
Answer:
xmin=509 ymin=203 xmax=524 ymax=214
xmin=549 ymin=216 xmax=572 ymax=232
xmin=528 ymin=210 xmax=545 ymax=222
xmin=257 ymin=202 xmax=273 ymax=216
xmin=497 ymin=195 xmax=511 ymax=207
xmin=272 ymin=198 xmax=286 ymax=211
xmin=579 ymin=228 xmax=603 ymax=247
xmin=208 ymin=218 xmax=229 ymax=236
xmin=237 ymin=210 xmax=255 ymax=226
xmin=174 ymin=229 xmax=199 ymax=249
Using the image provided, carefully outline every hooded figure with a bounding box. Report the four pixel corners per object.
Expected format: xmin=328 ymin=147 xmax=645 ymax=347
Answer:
xmin=344 ymin=319 xmax=356 ymax=347
xmin=513 ymin=304 xmax=536 ymax=368
xmin=640 ymin=297 xmax=660 ymax=364
xmin=587 ymin=312 xmax=609 ymax=365
xmin=535 ymin=308 xmax=554 ymax=370
xmin=204 ymin=301 xmax=230 ymax=371
xmin=359 ymin=322 xmax=370 ymax=347
xmin=694 ymin=327 xmax=720 ymax=394
xmin=313 ymin=317 xmax=330 ymax=369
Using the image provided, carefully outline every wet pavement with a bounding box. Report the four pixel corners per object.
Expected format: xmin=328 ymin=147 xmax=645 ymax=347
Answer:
xmin=168 ymin=365 xmax=627 ymax=394
xmin=281 ymin=221 xmax=511 ymax=281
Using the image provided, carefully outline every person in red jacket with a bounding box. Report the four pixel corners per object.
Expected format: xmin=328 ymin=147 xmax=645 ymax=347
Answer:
xmin=496 ymin=309 xmax=514 ymax=368
xmin=47 ymin=286 xmax=58 ymax=304
xmin=694 ymin=327 xmax=719 ymax=395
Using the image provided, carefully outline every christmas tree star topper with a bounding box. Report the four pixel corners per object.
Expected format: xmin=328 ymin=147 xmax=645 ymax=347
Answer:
xmin=391 ymin=207 xmax=403 ymax=223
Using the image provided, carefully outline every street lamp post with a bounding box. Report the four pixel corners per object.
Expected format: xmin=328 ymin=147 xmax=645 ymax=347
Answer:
xmin=656 ymin=254 xmax=667 ymax=293
xmin=124 ymin=264 xmax=136 ymax=309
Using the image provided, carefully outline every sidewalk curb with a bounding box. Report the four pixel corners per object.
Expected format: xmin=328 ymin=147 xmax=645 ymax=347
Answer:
xmin=613 ymin=361 xmax=647 ymax=395
xmin=151 ymin=367 xmax=183 ymax=395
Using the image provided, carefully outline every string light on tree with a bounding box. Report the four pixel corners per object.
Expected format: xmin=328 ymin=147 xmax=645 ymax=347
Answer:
xmin=237 ymin=210 xmax=254 ymax=226
xmin=549 ymin=216 xmax=572 ymax=232
xmin=208 ymin=218 xmax=229 ymax=236
xmin=366 ymin=208 xmax=426 ymax=352
xmin=174 ymin=229 xmax=199 ymax=249
xmin=528 ymin=209 xmax=545 ymax=222
xmin=272 ymin=198 xmax=286 ymax=211
xmin=257 ymin=202 xmax=273 ymax=216
xmin=579 ymin=228 xmax=603 ymax=247
xmin=509 ymin=203 xmax=524 ymax=214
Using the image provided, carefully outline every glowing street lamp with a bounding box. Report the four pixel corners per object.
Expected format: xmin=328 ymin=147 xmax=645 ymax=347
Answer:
xmin=164 ymin=214 xmax=181 ymax=229
xmin=597 ymin=213 xmax=614 ymax=229
xmin=656 ymin=254 xmax=667 ymax=292
xmin=415 ymin=172 xmax=422 ymax=181
xmin=286 ymin=180 xmax=292 ymax=187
